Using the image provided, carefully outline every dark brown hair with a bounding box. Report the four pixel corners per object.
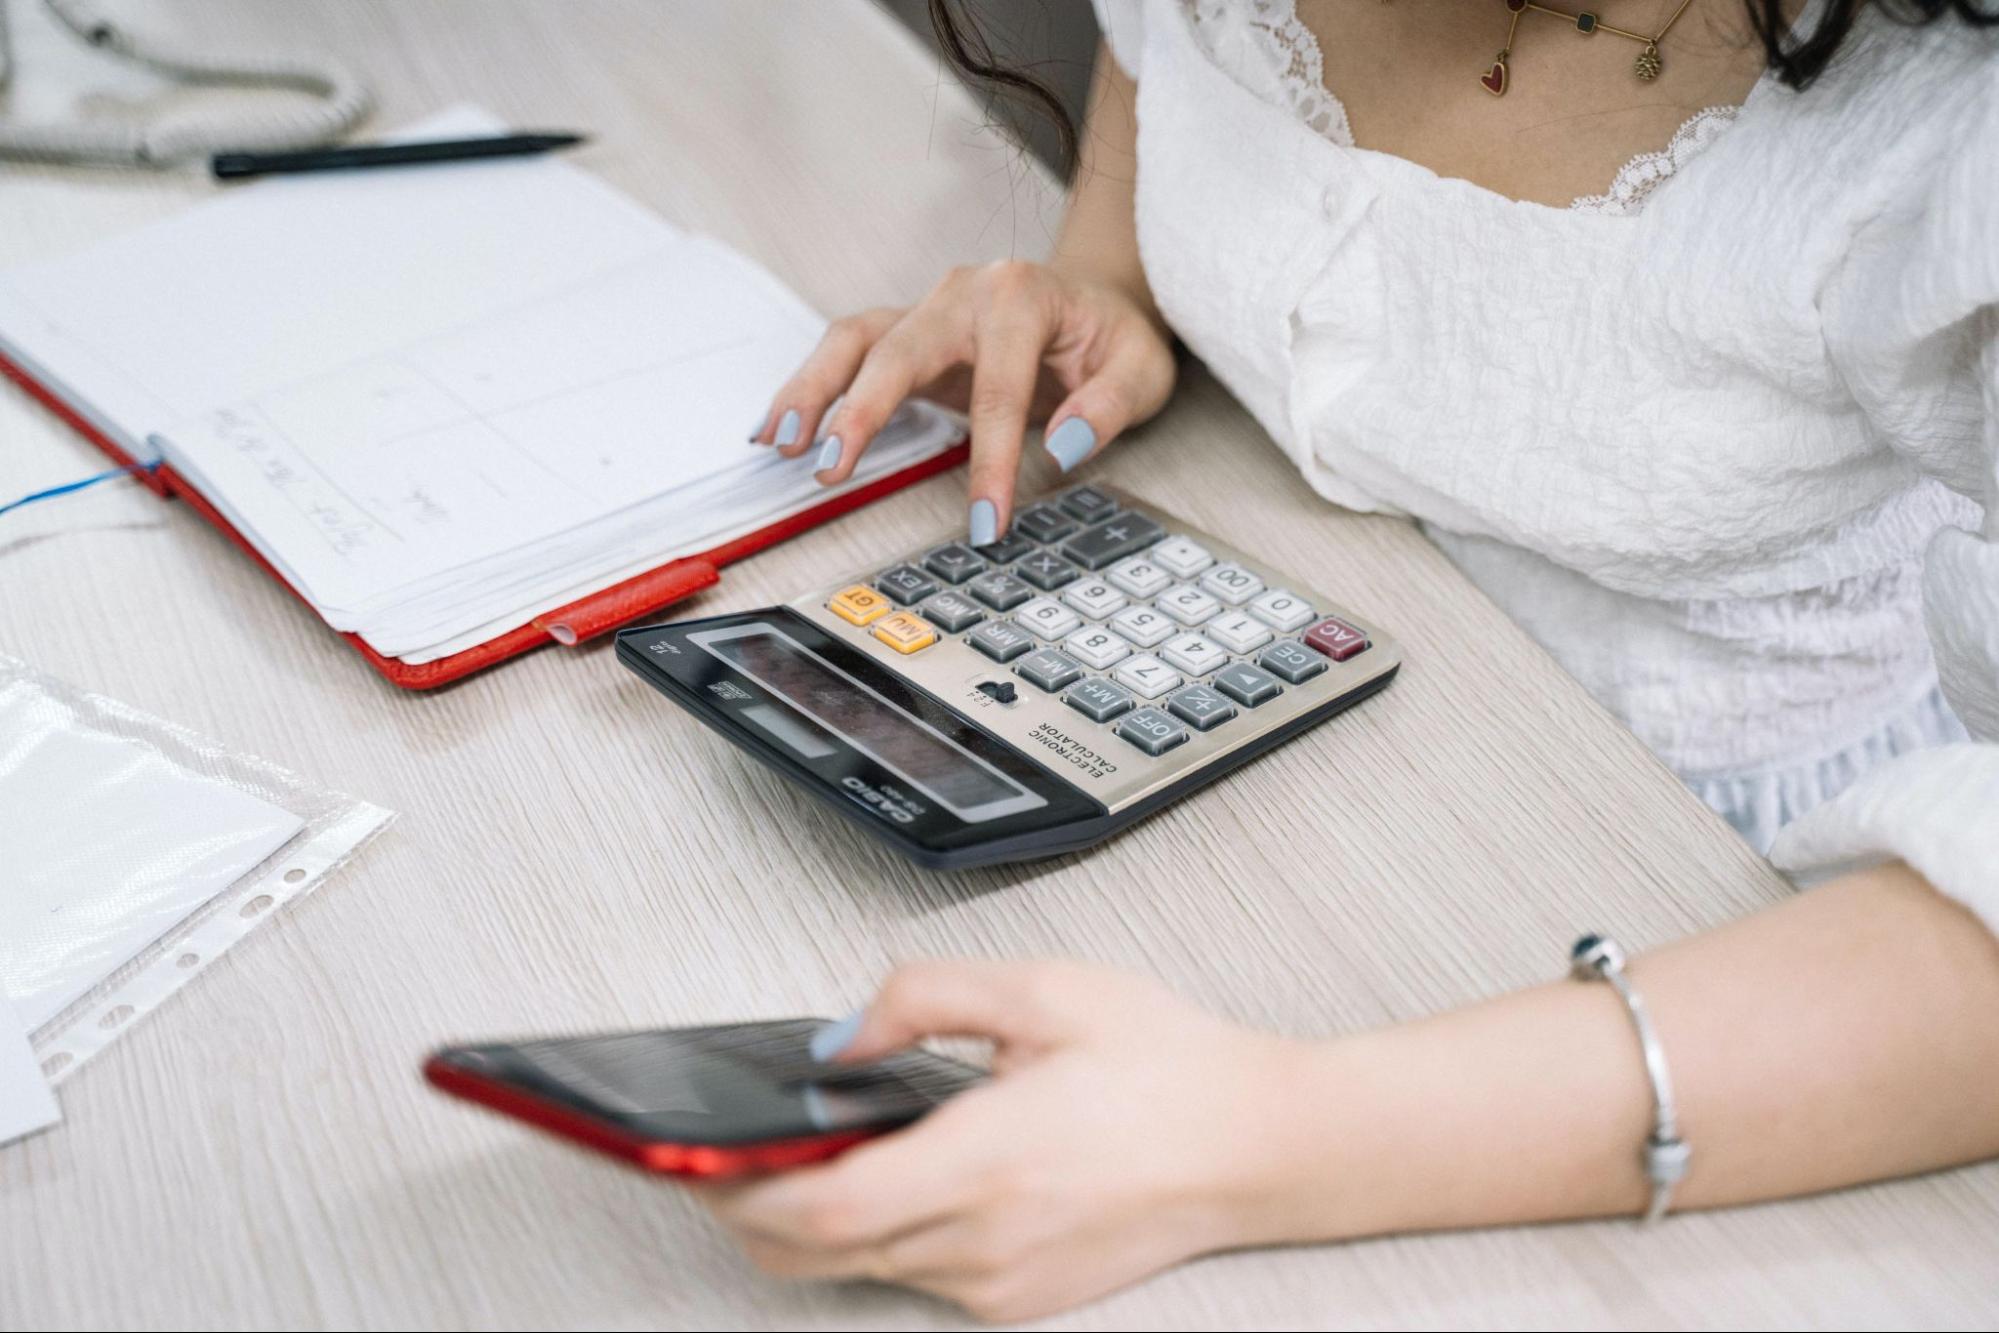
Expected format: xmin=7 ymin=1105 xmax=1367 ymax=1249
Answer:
xmin=930 ymin=0 xmax=1999 ymax=175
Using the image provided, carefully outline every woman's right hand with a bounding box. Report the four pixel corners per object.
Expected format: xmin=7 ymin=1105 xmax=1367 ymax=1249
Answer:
xmin=749 ymin=261 xmax=1177 ymax=544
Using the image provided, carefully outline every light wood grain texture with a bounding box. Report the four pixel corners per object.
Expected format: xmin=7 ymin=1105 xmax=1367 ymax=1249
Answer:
xmin=1 ymin=3 xmax=1992 ymax=1329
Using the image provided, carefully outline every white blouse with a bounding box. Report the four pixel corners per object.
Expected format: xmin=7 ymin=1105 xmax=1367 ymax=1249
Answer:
xmin=1090 ymin=0 xmax=1999 ymax=930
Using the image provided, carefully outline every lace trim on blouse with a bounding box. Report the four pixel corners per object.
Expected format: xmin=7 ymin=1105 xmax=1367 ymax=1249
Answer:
xmin=1180 ymin=0 xmax=1738 ymax=216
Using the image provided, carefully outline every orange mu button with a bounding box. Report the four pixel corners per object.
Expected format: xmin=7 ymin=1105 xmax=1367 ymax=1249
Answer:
xmin=871 ymin=611 xmax=938 ymax=654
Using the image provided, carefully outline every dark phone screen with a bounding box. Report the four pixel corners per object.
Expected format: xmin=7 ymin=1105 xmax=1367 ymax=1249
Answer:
xmin=434 ymin=1019 xmax=982 ymax=1145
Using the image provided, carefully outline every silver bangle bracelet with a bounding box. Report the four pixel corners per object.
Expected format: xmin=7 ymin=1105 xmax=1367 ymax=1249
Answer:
xmin=1570 ymin=933 xmax=1690 ymax=1223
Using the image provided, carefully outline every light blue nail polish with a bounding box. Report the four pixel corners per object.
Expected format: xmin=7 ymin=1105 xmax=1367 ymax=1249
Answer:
xmin=749 ymin=413 xmax=768 ymax=441
xmin=816 ymin=437 xmax=843 ymax=472
xmin=968 ymin=498 xmax=998 ymax=546
xmin=810 ymin=1009 xmax=864 ymax=1062
xmin=1044 ymin=417 xmax=1096 ymax=473
xmin=775 ymin=408 xmax=802 ymax=447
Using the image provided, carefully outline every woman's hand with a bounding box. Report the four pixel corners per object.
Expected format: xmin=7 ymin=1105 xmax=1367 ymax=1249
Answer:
xmin=749 ymin=263 xmax=1176 ymax=545
xmin=689 ymin=960 xmax=1308 ymax=1323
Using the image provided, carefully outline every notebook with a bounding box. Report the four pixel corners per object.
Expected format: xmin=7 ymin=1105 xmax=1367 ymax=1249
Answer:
xmin=0 ymin=106 xmax=965 ymax=683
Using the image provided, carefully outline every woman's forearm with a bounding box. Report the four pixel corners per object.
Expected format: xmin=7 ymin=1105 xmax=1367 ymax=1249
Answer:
xmin=1051 ymin=45 xmax=1163 ymax=332
xmin=1244 ymin=864 xmax=1999 ymax=1244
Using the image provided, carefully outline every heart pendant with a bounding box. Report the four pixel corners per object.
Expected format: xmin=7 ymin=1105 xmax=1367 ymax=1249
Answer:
xmin=1480 ymin=56 xmax=1508 ymax=96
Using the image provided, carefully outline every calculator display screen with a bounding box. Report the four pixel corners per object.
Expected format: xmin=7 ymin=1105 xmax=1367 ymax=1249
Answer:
xmin=693 ymin=625 xmax=1047 ymax=823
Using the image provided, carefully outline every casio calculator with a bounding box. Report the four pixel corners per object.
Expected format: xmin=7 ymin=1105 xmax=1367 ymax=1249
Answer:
xmin=615 ymin=485 xmax=1401 ymax=868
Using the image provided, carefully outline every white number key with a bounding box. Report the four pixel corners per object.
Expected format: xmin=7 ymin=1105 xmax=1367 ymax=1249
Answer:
xmin=1247 ymin=588 xmax=1315 ymax=632
xmin=1061 ymin=578 xmax=1128 ymax=619
xmin=1016 ymin=596 xmax=1082 ymax=639
xmin=1105 ymin=555 xmax=1172 ymax=599
xmin=1199 ymin=562 xmax=1265 ymax=605
xmin=1205 ymin=610 xmax=1273 ymax=654
xmin=1157 ymin=583 xmax=1222 ymax=626
xmin=1108 ymin=604 xmax=1175 ymax=648
xmin=1112 ymin=654 xmax=1183 ymax=699
xmin=1063 ymin=626 xmax=1133 ymax=670
xmin=1149 ymin=536 xmax=1215 ymax=579
xmin=1160 ymin=632 xmax=1229 ymax=676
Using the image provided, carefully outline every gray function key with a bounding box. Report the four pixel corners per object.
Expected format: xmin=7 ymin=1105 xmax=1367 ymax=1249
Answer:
xmin=1014 ymin=504 xmax=1078 ymax=544
xmin=1060 ymin=511 xmax=1166 ymax=570
xmin=919 ymin=590 xmax=986 ymax=633
xmin=967 ymin=570 xmax=1034 ymax=611
xmin=1014 ymin=648 xmax=1085 ymax=693
xmin=1258 ymin=639 xmax=1328 ymax=684
xmin=1116 ymin=707 xmax=1189 ymax=756
xmin=1064 ymin=676 xmax=1135 ymax=722
xmin=922 ymin=543 xmax=987 ymax=585
xmin=876 ymin=564 xmax=938 ymax=605
xmin=1056 ymin=485 xmax=1119 ymax=523
xmin=1213 ymin=662 xmax=1283 ymax=708
xmin=1167 ymin=684 xmax=1236 ymax=731
xmin=1016 ymin=549 xmax=1082 ymax=590
xmin=973 ymin=529 xmax=1036 ymax=564
xmin=967 ymin=618 xmax=1035 ymax=663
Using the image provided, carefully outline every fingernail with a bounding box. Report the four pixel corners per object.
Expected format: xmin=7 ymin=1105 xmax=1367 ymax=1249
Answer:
xmin=810 ymin=1009 xmax=864 ymax=1062
xmin=775 ymin=408 xmax=802 ymax=447
xmin=815 ymin=436 xmax=843 ymax=473
xmin=749 ymin=413 xmax=768 ymax=442
xmin=968 ymin=498 xmax=997 ymax=546
xmin=1044 ymin=417 xmax=1095 ymax=473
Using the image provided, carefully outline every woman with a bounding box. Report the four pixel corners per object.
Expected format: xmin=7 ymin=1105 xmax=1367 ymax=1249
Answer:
xmin=729 ymin=0 xmax=1999 ymax=1320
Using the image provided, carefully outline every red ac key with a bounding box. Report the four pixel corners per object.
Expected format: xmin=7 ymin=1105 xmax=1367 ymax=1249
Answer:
xmin=1302 ymin=616 xmax=1370 ymax=661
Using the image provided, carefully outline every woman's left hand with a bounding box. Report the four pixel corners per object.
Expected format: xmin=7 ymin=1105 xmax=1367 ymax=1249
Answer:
xmin=688 ymin=960 xmax=1312 ymax=1323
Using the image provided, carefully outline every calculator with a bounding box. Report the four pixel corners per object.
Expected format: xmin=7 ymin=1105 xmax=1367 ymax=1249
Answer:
xmin=615 ymin=485 xmax=1401 ymax=868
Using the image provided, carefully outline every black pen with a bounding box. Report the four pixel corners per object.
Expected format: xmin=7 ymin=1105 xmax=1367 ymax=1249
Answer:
xmin=211 ymin=132 xmax=587 ymax=181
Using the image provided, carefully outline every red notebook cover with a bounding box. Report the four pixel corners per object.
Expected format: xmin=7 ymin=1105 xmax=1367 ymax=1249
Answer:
xmin=2 ymin=350 xmax=966 ymax=691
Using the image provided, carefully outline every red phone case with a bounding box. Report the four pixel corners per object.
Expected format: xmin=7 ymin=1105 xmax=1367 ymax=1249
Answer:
xmin=423 ymin=1056 xmax=880 ymax=1179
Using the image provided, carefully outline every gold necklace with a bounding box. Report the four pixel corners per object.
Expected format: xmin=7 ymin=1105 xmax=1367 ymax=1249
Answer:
xmin=1483 ymin=0 xmax=1699 ymax=96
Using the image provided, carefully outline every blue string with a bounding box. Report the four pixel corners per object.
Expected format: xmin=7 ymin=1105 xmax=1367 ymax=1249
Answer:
xmin=0 ymin=459 xmax=162 ymax=520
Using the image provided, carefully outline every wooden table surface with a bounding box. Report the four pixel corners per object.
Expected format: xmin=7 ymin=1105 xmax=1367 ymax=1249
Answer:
xmin=2 ymin=3 xmax=1993 ymax=1329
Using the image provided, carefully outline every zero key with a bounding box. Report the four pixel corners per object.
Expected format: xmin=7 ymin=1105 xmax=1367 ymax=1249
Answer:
xmin=1302 ymin=616 xmax=1370 ymax=661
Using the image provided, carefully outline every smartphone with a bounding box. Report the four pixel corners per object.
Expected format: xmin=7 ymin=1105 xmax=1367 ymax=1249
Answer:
xmin=423 ymin=1018 xmax=983 ymax=1179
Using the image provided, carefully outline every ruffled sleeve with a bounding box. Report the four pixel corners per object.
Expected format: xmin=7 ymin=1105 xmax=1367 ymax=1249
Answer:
xmin=1088 ymin=0 xmax=1146 ymax=80
xmin=1770 ymin=72 xmax=1999 ymax=933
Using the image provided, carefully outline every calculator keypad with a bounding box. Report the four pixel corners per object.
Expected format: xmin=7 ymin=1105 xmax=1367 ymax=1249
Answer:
xmin=820 ymin=486 xmax=1384 ymax=774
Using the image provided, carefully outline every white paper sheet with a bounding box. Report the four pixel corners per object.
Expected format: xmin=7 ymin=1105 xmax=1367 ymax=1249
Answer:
xmin=0 ymin=986 xmax=59 ymax=1147
xmin=0 ymin=685 xmax=304 ymax=1030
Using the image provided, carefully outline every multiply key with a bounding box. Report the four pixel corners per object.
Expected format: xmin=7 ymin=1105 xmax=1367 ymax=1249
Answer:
xmin=1061 ymin=511 xmax=1165 ymax=570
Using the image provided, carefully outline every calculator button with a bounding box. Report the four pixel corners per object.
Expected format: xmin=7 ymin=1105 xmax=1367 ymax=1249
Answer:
xmin=1302 ymin=616 xmax=1371 ymax=661
xmin=1116 ymin=707 xmax=1189 ymax=756
xmin=1061 ymin=511 xmax=1166 ymax=570
xmin=1167 ymin=684 xmax=1237 ymax=731
xmin=1063 ymin=626 xmax=1132 ymax=670
xmin=1107 ymin=604 xmax=1175 ymax=648
xmin=1148 ymin=535 xmax=1215 ymax=578
xmin=1258 ymin=639 xmax=1328 ymax=684
xmin=973 ymin=529 xmax=1036 ymax=564
xmin=1112 ymin=654 xmax=1182 ymax=699
xmin=1199 ymin=562 xmax=1265 ymax=605
xmin=1160 ymin=632 xmax=1229 ymax=676
xmin=1061 ymin=578 xmax=1127 ymax=619
xmin=1015 ymin=648 xmax=1085 ymax=693
xmin=1057 ymin=485 xmax=1120 ymax=523
xmin=967 ymin=619 xmax=1035 ymax=662
xmin=829 ymin=584 xmax=891 ymax=626
xmin=1017 ymin=549 xmax=1082 ymax=590
xmin=1015 ymin=504 xmax=1079 ymax=543
xmin=1213 ymin=662 xmax=1283 ymax=708
xmin=872 ymin=612 xmax=938 ymax=654
xmin=1247 ymin=588 xmax=1315 ymax=632
xmin=876 ymin=564 xmax=938 ymax=605
xmin=922 ymin=543 xmax=987 ymax=585
xmin=1064 ymin=676 xmax=1135 ymax=722
xmin=920 ymin=590 xmax=986 ymax=633
xmin=1205 ymin=610 xmax=1273 ymax=655
xmin=1156 ymin=583 xmax=1222 ymax=626
xmin=967 ymin=571 xmax=1034 ymax=611
xmin=1105 ymin=555 xmax=1172 ymax=599
xmin=1016 ymin=597 xmax=1083 ymax=639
